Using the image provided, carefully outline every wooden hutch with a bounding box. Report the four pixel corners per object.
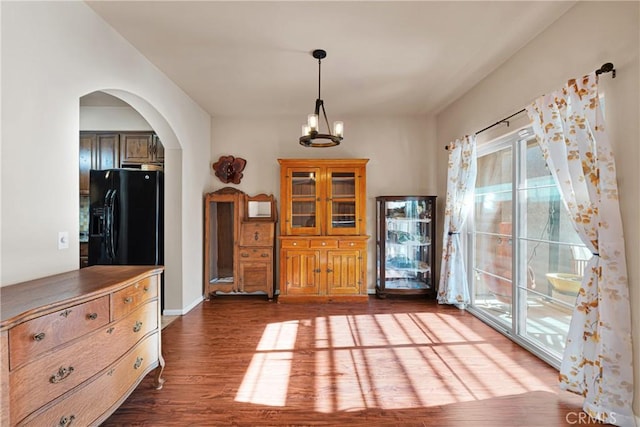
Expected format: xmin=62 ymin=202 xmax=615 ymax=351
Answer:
xmin=278 ymin=159 xmax=369 ymax=302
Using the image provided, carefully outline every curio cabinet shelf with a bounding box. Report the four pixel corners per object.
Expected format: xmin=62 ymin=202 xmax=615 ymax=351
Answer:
xmin=376 ymin=196 xmax=436 ymax=298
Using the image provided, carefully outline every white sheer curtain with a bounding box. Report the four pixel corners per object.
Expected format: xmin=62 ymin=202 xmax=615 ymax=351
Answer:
xmin=437 ymin=135 xmax=476 ymax=307
xmin=526 ymin=73 xmax=635 ymax=427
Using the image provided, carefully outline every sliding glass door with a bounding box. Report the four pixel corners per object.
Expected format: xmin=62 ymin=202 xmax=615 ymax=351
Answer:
xmin=469 ymin=128 xmax=589 ymax=365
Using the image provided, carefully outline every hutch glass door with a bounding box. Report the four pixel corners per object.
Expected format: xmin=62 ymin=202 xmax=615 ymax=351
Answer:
xmin=288 ymin=168 xmax=321 ymax=235
xmin=327 ymin=168 xmax=359 ymax=235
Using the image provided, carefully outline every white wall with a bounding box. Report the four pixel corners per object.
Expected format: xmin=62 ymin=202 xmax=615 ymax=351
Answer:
xmin=210 ymin=115 xmax=438 ymax=292
xmin=1 ymin=2 xmax=211 ymax=314
xmin=436 ymin=1 xmax=639 ymax=418
xmin=80 ymin=105 xmax=153 ymax=131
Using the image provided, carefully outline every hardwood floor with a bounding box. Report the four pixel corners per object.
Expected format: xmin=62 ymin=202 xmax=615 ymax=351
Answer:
xmin=104 ymin=296 xmax=607 ymax=426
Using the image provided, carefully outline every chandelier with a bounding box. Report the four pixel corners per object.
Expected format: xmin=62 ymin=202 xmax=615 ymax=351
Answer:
xmin=300 ymin=49 xmax=343 ymax=148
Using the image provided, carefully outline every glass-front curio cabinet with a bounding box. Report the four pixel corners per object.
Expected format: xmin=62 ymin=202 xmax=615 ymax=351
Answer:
xmin=376 ymin=196 xmax=436 ymax=298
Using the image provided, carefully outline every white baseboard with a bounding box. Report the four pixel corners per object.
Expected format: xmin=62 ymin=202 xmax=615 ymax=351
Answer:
xmin=162 ymin=295 xmax=204 ymax=316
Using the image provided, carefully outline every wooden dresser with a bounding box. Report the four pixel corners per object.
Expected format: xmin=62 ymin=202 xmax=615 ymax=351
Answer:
xmin=0 ymin=265 xmax=165 ymax=426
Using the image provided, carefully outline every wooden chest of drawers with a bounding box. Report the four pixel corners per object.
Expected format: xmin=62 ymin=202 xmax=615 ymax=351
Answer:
xmin=0 ymin=266 xmax=165 ymax=426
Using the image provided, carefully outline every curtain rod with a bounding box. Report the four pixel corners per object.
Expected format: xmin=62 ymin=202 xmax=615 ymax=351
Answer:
xmin=444 ymin=62 xmax=616 ymax=150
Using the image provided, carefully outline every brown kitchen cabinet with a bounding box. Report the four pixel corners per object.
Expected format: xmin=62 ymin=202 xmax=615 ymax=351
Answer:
xmin=120 ymin=132 xmax=164 ymax=165
xmin=80 ymin=242 xmax=89 ymax=268
xmin=278 ymin=159 xmax=369 ymax=302
xmin=204 ymin=189 xmax=277 ymax=300
xmin=79 ymin=132 xmax=119 ymax=195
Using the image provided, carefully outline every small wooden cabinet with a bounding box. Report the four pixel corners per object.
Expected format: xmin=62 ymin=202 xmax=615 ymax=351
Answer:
xmin=376 ymin=196 xmax=437 ymax=298
xmin=204 ymin=188 xmax=277 ymax=300
xmin=0 ymin=266 xmax=165 ymax=426
xmin=120 ymin=132 xmax=164 ymax=165
xmin=278 ymin=159 xmax=369 ymax=302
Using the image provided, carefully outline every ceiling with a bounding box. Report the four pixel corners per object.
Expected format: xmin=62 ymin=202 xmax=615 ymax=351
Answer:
xmin=86 ymin=1 xmax=575 ymax=118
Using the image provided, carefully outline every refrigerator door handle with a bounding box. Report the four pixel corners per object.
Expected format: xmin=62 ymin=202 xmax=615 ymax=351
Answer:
xmin=104 ymin=189 xmax=113 ymax=261
xmin=106 ymin=189 xmax=118 ymax=260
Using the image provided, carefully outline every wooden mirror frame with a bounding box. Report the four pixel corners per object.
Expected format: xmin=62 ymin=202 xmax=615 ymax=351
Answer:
xmin=244 ymin=193 xmax=277 ymax=222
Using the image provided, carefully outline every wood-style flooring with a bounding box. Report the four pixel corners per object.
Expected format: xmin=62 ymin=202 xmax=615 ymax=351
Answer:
xmin=103 ymin=296 xmax=606 ymax=426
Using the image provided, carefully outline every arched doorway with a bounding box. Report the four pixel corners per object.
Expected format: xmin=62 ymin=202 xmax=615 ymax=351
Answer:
xmin=79 ymin=90 xmax=183 ymax=314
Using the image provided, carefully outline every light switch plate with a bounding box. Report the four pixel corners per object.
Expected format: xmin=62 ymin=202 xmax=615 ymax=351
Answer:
xmin=58 ymin=231 xmax=69 ymax=250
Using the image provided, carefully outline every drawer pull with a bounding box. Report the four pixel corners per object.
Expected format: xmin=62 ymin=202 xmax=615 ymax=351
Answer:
xmin=349 ymin=242 xmax=355 ymax=246
xmin=59 ymin=415 xmax=76 ymax=427
xmin=144 ymin=286 xmax=150 ymax=292
xmin=106 ymin=327 xmax=115 ymax=334
xmin=134 ymin=357 xmax=144 ymax=370
xmin=321 ymin=242 xmax=326 ymax=246
xmin=261 ymin=253 xmax=269 ymax=258
xmin=292 ymin=242 xmax=297 ymax=246
xmin=124 ymin=296 xmax=134 ymax=304
xmin=241 ymin=253 xmax=249 ymax=258
xmin=133 ymin=321 xmax=143 ymax=333
xmin=50 ymin=366 xmax=75 ymax=383
xmin=87 ymin=312 xmax=98 ymax=320
xmin=107 ymin=368 xmax=115 ymax=376
xmin=33 ymin=332 xmax=46 ymax=341
xmin=60 ymin=309 xmax=72 ymax=318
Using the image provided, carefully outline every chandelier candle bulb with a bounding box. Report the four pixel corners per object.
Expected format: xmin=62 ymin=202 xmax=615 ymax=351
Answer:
xmin=302 ymin=124 xmax=310 ymax=136
xmin=333 ymin=121 xmax=344 ymax=138
xmin=307 ymin=114 xmax=318 ymax=131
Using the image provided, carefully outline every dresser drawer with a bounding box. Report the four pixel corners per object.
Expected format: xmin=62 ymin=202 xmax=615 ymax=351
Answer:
xmin=10 ymin=300 xmax=158 ymax=424
xmin=310 ymin=239 xmax=338 ymax=249
xmin=240 ymin=222 xmax=274 ymax=247
xmin=20 ymin=332 xmax=159 ymax=427
xmin=280 ymin=239 xmax=310 ymax=249
xmin=338 ymin=240 xmax=367 ymax=250
xmin=111 ymin=276 xmax=158 ymax=321
xmin=8 ymin=296 xmax=110 ymax=370
xmin=239 ymin=247 xmax=272 ymax=260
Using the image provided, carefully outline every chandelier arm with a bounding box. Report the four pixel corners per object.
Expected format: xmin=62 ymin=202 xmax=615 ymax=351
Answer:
xmin=320 ymin=102 xmax=332 ymax=136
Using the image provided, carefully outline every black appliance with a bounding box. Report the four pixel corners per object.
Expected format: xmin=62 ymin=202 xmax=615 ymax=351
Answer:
xmin=88 ymin=169 xmax=164 ymax=266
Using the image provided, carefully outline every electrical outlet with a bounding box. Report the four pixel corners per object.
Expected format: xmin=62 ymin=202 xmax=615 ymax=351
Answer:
xmin=58 ymin=231 xmax=69 ymax=250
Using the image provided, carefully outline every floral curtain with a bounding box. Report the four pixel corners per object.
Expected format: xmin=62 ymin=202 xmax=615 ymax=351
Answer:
xmin=437 ymin=135 xmax=477 ymax=307
xmin=526 ymin=73 xmax=635 ymax=427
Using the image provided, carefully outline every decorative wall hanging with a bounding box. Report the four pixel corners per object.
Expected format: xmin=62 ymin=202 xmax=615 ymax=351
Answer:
xmin=212 ymin=155 xmax=246 ymax=184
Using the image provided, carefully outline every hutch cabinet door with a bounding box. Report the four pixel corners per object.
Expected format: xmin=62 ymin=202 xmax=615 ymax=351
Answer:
xmin=325 ymin=249 xmax=362 ymax=295
xmin=238 ymin=258 xmax=272 ymax=295
xmin=282 ymin=249 xmax=321 ymax=295
xmin=204 ymin=191 xmax=240 ymax=296
xmin=283 ymin=167 xmax=323 ymax=236
xmin=325 ymin=167 xmax=364 ymax=236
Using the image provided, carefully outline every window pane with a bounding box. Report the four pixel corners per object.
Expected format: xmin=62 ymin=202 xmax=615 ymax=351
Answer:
xmin=472 ymin=145 xmax=512 ymax=325
xmin=470 ymin=129 xmax=589 ymax=364
xmin=475 ymin=148 xmax=512 ymax=233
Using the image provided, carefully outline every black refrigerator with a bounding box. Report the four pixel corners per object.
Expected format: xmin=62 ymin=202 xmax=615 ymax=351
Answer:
xmin=88 ymin=169 xmax=164 ymax=266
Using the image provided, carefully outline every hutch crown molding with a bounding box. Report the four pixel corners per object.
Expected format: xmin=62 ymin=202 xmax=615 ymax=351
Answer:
xmin=278 ymin=158 xmax=369 ymax=302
